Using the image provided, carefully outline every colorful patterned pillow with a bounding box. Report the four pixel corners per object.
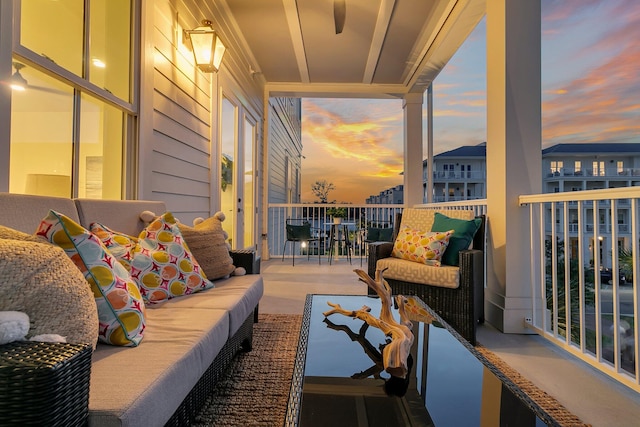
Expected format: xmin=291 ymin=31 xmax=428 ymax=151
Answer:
xmin=391 ymin=226 xmax=454 ymax=266
xmin=90 ymin=223 xmax=138 ymax=272
xmin=37 ymin=210 xmax=146 ymax=347
xmin=96 ymin=212 xmax=215 ymax=304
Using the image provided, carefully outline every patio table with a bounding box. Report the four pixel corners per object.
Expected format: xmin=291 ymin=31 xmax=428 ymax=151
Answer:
xmin=285 ymin=294 xmax=560 ymax=426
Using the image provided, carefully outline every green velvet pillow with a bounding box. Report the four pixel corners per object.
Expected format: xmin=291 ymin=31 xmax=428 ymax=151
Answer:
xmin=366 ymin=227 xmax=393 ymax=242
xmin=378 ymin=227 xmax=394 ymax=242
xmin=431 ymin=213 xmax=482 ymax=266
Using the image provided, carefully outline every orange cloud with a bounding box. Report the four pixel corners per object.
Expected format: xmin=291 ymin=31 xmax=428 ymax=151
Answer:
xmin=301 ymin=99 xmax=404 ymax=203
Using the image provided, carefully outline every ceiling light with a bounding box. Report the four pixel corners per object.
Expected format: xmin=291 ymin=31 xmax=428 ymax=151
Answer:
xmin=92 ymin=58 xmax=106 ymax=68
xmin=10 ymin=62 xmax=28 ymax=91
xmin=183 ymin=20 xmax=227 ymax=73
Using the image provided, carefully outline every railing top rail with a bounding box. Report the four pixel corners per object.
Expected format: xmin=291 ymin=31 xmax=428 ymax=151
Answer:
xmin=268 ymin=203 xmax=404 ymax=208
xmin=414 ymin=199 xmax=487 ymax=209
xmin=519 ymin=187 xmax=640 ymax=205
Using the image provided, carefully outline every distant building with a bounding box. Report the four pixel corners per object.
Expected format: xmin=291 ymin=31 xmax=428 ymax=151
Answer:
xmin=366 ymin=184 xmax=404 ymax=204
xmin=428 ymin=143 xmax=487 ymax=202
xmin=426 ymin=141 xmax=640 ymax=269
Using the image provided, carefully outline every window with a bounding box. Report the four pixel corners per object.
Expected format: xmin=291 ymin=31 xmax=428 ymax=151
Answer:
xmin=574 ymin=161 xmax=581 ymax=174
xmin=593 ymin=161 xmax=605 ymax=176
xmin=10 ymin=0 xmax=134 ymax=199
xmin=551 ymin=161 xmax=563 ymax=174
xmin=617 ymin=161 xmax=624 ymax=174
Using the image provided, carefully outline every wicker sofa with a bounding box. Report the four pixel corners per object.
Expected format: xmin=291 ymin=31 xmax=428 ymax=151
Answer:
xmin=367 ymin=208 xmax=485 ymax=344
xmin=0 ymin=192 xmax=263 ymax=426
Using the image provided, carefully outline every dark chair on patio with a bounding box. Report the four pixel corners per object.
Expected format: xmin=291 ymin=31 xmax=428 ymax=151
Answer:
xmin=282 ymin=219 xmax=321 ymax=266
xmin=359 ymin=221 xmax=394 ymax=266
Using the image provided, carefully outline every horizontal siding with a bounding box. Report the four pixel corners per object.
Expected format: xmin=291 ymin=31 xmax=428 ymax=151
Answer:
xmin=153 ymin=90 xmax=210 ymax=141
xmin=151 ymin=171 xmax=210 ymax=196
xmin=153 ymin=132 xmax=210 ymax=168
xmin=152 ymin=111 xmax=210 ymax=158
xmin=154 ymin=70 xmax=210 ymax=123
xmin=151 ymin=149 xmax=210 ymax=183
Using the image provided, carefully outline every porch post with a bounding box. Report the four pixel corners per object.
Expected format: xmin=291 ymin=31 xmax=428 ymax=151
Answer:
xmin=403 ymin=92 xmax=424 ymax=206
xmin=485 ymin=0 xmax=542 ymax=333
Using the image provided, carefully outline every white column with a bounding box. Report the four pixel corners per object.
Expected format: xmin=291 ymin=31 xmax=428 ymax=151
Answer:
xmin=486 ymin=0 xmax=542 ymax=333
xmin=403 ymin=92 xmax=424 ymax=206
xmin=426 ymin=85 xmax=434 ymax=203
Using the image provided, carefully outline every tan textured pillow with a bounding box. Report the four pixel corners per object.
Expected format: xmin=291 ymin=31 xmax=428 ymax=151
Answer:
xmin=177 ymin=213 xmax=235 ymax=280
xmin=0 ymin=239 xmax=99 ymax=347
xmin=0 ymin=224 xmax=48 ymax=243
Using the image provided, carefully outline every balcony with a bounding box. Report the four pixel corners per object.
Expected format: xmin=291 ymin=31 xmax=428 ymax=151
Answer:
xmin=267 ymin=188 xmax=640 ymax=424
xmin=432 ymin=170 xmax=486 ymax=181
xmin=546 ymin=167 xmax=640 ymax=179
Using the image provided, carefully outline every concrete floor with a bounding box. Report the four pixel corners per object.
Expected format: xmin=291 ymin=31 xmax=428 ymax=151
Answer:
xmin=258 ymin=257 xmax=640 ymax=427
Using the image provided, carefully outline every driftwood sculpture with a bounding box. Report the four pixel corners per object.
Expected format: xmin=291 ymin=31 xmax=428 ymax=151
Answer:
xmin=323 ymin=268 xmax=414 ymax=379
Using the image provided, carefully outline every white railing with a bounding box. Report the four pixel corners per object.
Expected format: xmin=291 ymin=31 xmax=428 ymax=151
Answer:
xmin=415 ymin=199 xmax=487 ymax=217
xmin=520 ymin=187 xmax=640 ymax=392
xmin=267 ymin=204 xmax=403 ymax=259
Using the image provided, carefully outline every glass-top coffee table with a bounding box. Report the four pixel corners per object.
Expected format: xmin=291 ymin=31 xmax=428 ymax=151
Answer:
xmin=284 ymin=294 xmax=558 ymax=427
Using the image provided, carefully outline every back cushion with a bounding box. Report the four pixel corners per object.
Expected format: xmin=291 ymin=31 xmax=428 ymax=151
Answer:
xmin=400 ymin=208 xmax=475 ymax=232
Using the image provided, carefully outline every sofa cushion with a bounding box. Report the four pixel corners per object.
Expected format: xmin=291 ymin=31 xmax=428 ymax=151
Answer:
xmin=399 ymin=208 xmax=476 ymax=235
xmin=376 ymin=257 xmax=460 ymax=289
xmin=166 ymin=274 xmax=264 ymax=336
xmin=89 ymin=307 xmax=230 ymax=427
xmin=391 ymin=226 xmax=453 ymax=266
xmin=75 ymin=199 xmax=167 ymax=237
xmin=431 ymin=213 xmax=482 ymax=266
xmin=37 ymin=210 xmax=146 ymax=347
xmin=0 ymin=192 xmax=80 ymax=234
xmin=177 ymin=213 xmax=236 ymax=280
xmin=112 ymin=212 xmax=215 ymax=304
xmin=0 ymin=238 xmax=99 ymax=346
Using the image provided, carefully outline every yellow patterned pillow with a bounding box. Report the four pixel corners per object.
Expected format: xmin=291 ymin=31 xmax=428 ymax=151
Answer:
xmin=90 ymin=223 xmax=138 ymax=272
xmin=115 ymin=212 xmax=215 ymax=304
xmin=391 ymin=226 xmax=454 ymax=266
xmin=37 ymin=210 xmax=146 ymax=347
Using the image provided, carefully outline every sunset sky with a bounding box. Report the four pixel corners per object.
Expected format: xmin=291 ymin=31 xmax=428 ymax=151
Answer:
xmin=300 ymin=0 xmax=640 ymax=203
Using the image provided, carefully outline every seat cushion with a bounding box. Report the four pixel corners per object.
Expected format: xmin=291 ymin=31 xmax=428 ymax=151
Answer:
xmin=376 ymin=257 xmax=460 ymax=289
xmin=88 ymin=307 xmax=230 ymax=427
xmin=165 ymin=275 xmax=263 ymax=336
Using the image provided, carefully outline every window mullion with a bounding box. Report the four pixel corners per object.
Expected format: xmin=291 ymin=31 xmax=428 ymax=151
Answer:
xmin=71 ymin=92 xmax=82 ymax=198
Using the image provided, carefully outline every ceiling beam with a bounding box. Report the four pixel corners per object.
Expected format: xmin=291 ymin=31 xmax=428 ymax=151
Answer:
xmin=362 ymin=0 xmax=395 ymax=84
xmin=283 ymin=0 xmax=310 ymax=83
xmin=266 ymin=82 xmax=406 ymax=99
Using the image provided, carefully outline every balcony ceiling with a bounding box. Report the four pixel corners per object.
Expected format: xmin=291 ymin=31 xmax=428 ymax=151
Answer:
xmin=222 ymin=0 xmax=485 ymax=98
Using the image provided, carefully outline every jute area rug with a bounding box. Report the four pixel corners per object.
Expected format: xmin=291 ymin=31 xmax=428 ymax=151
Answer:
xmin=192 ymin=314 xmax=588 ymax=427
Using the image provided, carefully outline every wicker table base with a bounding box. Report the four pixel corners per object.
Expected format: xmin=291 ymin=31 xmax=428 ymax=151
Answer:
xmin=0 ymin=341 xmax=92 ymax=427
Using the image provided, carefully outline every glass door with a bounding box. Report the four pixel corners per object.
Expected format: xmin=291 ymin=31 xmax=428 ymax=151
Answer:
xmin=220 ymin=95 xmax=257 ymax=250
xmin=243 ymin=116 xmax=256 ymax=249
xmin=220 ymin=96 xmax=237 ymax=248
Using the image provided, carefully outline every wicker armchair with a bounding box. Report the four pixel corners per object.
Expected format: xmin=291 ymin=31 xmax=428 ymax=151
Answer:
xmin=367 ymin=211 xmax=485 ymax=345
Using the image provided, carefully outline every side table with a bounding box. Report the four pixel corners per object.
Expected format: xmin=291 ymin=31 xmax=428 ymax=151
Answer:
xmin=0 ymin=341 xmax=92 ymax=426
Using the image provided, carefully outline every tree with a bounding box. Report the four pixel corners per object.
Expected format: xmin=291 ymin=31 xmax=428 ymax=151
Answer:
xmin=311 ymin=180 xmax=335 ymax=203
xmin=545 ymin=238 xmax=594 ymax=345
